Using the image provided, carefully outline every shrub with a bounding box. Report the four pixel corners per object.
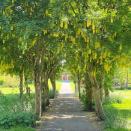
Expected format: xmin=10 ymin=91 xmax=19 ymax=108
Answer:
xmin=0 ymin=112 xmax=37 ymax=129
xmin=80 ymin=93 xmax=88 ymax=110
xmin=80 ymin=92 xmax=95 ymax=111
xmin=0 ymin=94 xmax=36 ymax=129
xmin=103 ymin=96 xmax=122 ymax=105
xmin=49 ymin=89 xmax=55 ymax=99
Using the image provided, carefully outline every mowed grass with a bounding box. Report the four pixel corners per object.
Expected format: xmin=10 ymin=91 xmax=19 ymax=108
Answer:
xmin=104 ymin=90 xmax=131 ymax=131
xmin=0 ymin=87 xmax=19 ymax=94
xmin=0 ymin=85 xmax=35 ymax=94
xmin=111 ymin=90 xmax=131 ymax=110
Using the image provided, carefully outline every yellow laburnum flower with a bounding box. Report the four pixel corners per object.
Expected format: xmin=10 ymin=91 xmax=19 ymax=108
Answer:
xmin=103 ymin=52 xmax=107 ymax=59
xmin=53 ymin=33 xmax=59 ymax=37
xmin=10 ymin=26 xmax=13 ymax=31
xmin=104 ymin=63 xmax=111 ymax=73
xmin=43 ymin=30 xmax=48 ymax=35
xmin=87 ymin=20 xmax=91 ymax=27
xmin=88 ymin=49 xmax=91 ymax=54
xmin=76 ymin=28 xmax=81 ymax=36
xmin=92 ymin=52 xmax=97 ymax=60
xmin=60 ymin=21 xmax=64 ymax=28
xmin=95 ymin=42 xmax=101 ymax=49
xmin=71 ymin=37 xmax=75 ymax=43
xmin=64 ymin=22 xmax=68 ymax=29
xmin=91 ymin=70 xmax=96 ymax=77
xmin=32 ymin=38 xmax=37 ymax=45
xmin=45 ymin=10 xmax=48 ymax=16
xmin=92 ymin=24 xmax=95 ymax=34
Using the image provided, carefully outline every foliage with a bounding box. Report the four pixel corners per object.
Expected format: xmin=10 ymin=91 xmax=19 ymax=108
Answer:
xmin=80 ymin=92 xmax=89 ymax=111
xmin=103 ymin=96 xmax=122 ymax=105
xmin=0 ymin=93 xmax=36 ymax=129
xmin=49 ymin=89 xmax=55 ymax=99
xmin=0 ymin=112 xmax=36 ymax=129
xmin=80 ymin=90 xmax=94 ymax=111
xmin=0 ymin=94 xmax=35 ymax=113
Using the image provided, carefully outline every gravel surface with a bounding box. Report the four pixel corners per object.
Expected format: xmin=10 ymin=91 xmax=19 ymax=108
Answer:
xmin=37 ymin=94 xmax=101 ymax=131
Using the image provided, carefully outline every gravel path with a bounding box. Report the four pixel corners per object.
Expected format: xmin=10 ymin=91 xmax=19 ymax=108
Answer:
xmin=37 ymin=94 xmax=100 ymax=131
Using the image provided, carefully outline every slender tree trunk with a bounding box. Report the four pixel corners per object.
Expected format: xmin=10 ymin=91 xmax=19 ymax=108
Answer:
xmin=104 ymin=88 xmax=109 ymax=97
xmin=77 ymin=75 xmax=81 ymax=98
xmin=34 ymin=57 xmax=42 ymax=117
xmin=19 ymin=69 xmax=24 ymax=98
xmin=25 ymin=76 xmax=28 ymax=89
xmin=85 ymin=73 xmax=93 ymax=111
xmin=86 ymin=87 xmax=93 ymax=111
xmin=41 ymin=81 xmax=46 ymax=112
xmin=74 ymin=80 xmax=77 ymax=94
xmin=93 ymin=86 xmax=105 ymax=120
xmin=41 ymin=75 xmax=49 ymax=111
xmin=45 ymin=78 xmax=50 ymax=106
xmin=25 ymin=76 xmax=30 ymax=96
xmin=88 ymin=68 xmax=105 ymax=120
xmin=50 ymin=73 xmax=56 ymax=98
xmin=100 ymin=87 xmax=103 ymax=101
xmin=93 ymin=77 xmax=105 ymax=120
xmin=126 ymin=70 xmax=128 ymax=88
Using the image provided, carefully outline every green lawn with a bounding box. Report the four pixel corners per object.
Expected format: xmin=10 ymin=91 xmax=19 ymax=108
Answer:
xmin=0 ymin=87 xmax=19 ymax=94
xmin=104 ymin=90 xmax=131 ymax=131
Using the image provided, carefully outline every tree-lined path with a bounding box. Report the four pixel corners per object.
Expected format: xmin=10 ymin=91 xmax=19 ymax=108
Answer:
xmin=0 ymin=0 xmax=130 ymax=130
xmin=37 ymin=83 xmax=99 ymax=131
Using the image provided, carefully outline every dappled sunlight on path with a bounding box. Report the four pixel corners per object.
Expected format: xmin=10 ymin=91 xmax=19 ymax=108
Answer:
xmin=37 ymin=94 xmax=100 ymax=131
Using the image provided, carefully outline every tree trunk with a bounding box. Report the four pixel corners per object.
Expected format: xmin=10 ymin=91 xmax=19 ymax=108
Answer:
xmin=100 ymin=87 xmax=103 ymax=101
xmin=25 ymin=77 xmax=30 ymax=96
xmin=77 ymin=75 xmax=81 ymax=98
xmin=126 ymin=70 xmax=128 ymax=88
xmin=86 ymin=87 xmax=93 ymax=111
xmin=92 ymin=77 xmax=105 ymax=120
xmin=19 ymin=69 xmax=24 ymax=98
xmin=104 ymin=88 xmax=109 ymax=97
xmin=34 ymin=57 xmax=42 ymax=117
xmin=45 ymin=78 xmax=50 ymax=106
xmin=50 ymin=73 xmax=56 ymax=98
xmin=85 ymin=73 xmax=93 ymax=111
xmin=41 ymin=81 xmax=46 ymax=111
xmin=74 ymin=80 xmax=77 ymax=95
xmin=93 ymin=86 xmax=105 ymax=120
xmin=41 ymin=76 xmax=50 ymax=111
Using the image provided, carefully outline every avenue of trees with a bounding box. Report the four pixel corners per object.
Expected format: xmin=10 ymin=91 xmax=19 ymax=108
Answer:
xmin=0 ymin=0 xmax=130 ymax=120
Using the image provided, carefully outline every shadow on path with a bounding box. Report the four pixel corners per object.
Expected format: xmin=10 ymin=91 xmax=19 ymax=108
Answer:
xmin=37 ymin=94 xmax=100 ymax=131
